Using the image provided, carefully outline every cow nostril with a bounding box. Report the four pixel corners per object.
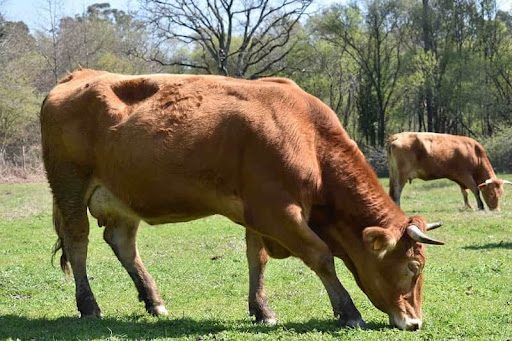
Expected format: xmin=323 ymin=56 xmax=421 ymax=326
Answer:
xmin=389 ymin=314 xmax=422 ymax=331
xmin=408 ymin=321 xmax=420 ymax=331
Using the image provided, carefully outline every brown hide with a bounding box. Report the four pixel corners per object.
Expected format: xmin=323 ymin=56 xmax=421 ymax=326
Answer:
xmin=387 ymin=132 xmax=504 ymax=210
xmin=41 ymin=69 xmax=439 ymax=330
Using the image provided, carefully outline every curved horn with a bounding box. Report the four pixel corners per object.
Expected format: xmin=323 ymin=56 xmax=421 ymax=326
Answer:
xmin=478 ymin=179 xmax=493 ymax=188
xmin=426 ymin=222 xmax=443 ymax=231
xmin=406 ymin=225 xmax=444 ymax=245
xmin=502 ymin=180 xmax=512 ymax=185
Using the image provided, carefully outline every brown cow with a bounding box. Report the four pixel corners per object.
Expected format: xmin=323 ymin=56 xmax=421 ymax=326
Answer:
xmin=41 ymin=69 xmax=444 ymax=331
xmin=387 ymin=132 xmax=510 ymax=210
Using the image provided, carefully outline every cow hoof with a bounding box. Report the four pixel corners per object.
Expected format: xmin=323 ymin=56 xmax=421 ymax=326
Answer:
xmin=251 ymin=312 xmax=278 ymax=326
xmin=250 ymin=306 xmax=277 ymax=326
xmin=149 ymin=304 xmax=169 ymax=316
xmin=78 ymin=301 xmax=102 ymax=319
xmin=339 ymin=317 xmax=366 ymax=329
xmin=256 ymin=317 xmax=277 ymax=326
xmin=80 ymin=311 xmax=102 ymax=319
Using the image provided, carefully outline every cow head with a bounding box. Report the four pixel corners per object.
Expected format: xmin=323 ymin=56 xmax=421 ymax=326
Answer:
xmin=358 ymin=219 xmax=443 ymax=330
xmin=478 ymin=178 xmax=510 ymax=210
xmin=320 ymin=217 xmax=443 ymax=331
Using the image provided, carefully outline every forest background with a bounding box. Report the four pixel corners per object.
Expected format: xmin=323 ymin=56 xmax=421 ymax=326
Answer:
xmin=1 ymin=0 xmax=511 ymax=180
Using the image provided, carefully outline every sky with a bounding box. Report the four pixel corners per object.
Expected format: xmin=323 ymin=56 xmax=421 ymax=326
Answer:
xmin=2 ymin=0 xmax=512 ymax=30
xmin=1 ymin=0 xmax=135 ymax=29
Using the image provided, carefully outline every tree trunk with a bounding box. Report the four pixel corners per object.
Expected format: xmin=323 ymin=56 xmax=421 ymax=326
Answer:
xmin=422 ymin=0 xmax=435 ymax=132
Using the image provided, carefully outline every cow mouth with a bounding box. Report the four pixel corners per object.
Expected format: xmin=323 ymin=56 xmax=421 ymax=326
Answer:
xmin=389 ymin=314 xmax=422 ymax=331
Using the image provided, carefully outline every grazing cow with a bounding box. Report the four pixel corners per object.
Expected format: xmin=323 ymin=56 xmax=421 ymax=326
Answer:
xmin=387 ymin=132 xmax=510 ymax=210
xmin=41 ymin=69 xmax=444 ymax=331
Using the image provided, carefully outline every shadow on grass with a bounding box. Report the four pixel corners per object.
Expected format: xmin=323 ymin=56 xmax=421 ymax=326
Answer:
xmin=0 ymin=315 xmax=390 ymax=339
xmin=277 ymin=319 xmax=389 ymax=333
xmin=462 ymin=241 xmax=512 ymax=250
xmin=402 ymin=207 xmax=454 ymax=214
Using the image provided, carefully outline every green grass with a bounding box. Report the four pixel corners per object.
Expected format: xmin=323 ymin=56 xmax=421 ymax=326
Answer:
xmin=1 ymin=178 xmax=511 ymax=340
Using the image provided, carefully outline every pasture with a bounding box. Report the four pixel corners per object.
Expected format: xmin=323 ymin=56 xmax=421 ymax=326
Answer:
xmin=0 ymin=178 xmax=511 ymax=340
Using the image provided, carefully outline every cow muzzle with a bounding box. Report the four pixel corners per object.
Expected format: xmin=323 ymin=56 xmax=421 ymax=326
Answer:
xmin=389 ymin=314 xmax=423 ymax=331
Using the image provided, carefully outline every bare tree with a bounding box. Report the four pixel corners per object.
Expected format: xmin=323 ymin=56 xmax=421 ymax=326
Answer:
xmin=140 ymin=0 xmax=312 ymax=78
xmin=0 ymin=2 xmax=8 ymax=58
xmin=36 ymin=0 xmax=64 ymax=85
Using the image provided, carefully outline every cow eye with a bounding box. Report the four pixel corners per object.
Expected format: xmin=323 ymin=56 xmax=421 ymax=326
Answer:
xmin=407 ymin=261 xmax=422 ymax=276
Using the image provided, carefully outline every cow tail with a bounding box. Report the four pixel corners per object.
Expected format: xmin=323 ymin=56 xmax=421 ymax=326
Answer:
xmin=51 ymin=200 xmax=71 ymax=275
xmin=386 ymin=138 xmax=394 ymax=178
xmin=42 ymin=95 xmax=71 ymax=276
xmin=386 ymin=137 xmax=397 ymax=200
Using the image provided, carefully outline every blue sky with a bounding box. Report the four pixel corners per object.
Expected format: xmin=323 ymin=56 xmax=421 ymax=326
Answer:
xmin=3 ymin=0 xmax=511 ymax=30
xmin=2 ymin=0 xmax=135 ymax=28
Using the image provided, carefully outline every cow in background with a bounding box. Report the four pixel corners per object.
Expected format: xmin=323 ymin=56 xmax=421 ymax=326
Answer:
xmin=387 ymin=132 xmax=510 ymax=210
xmin=41 ymin=69 xmax=444 ymax=331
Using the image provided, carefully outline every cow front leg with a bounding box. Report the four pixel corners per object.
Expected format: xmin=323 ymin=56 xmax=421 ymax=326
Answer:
xmin=103 ymin=221 xmax=167 ymax=316
xmin=474 ymin=191 xmax=485 ymax=210
xmin=246 ymin=201 xmax=365 ymax=328
xmin=314 ymin=255 xmax=365 ymax=328
xmin=245 ymin=230 xmax=277 ymax=325
xmin=468 ymin=185 xmax=485 ymax=210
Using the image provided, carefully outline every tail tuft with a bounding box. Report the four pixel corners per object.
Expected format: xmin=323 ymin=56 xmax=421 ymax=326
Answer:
xmin=51 ymin=201 xmax=71 ymax=275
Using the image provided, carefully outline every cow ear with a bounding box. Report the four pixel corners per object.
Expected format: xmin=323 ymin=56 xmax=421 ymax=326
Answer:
xmin=363 ymin=226 xmax=397 ymax=257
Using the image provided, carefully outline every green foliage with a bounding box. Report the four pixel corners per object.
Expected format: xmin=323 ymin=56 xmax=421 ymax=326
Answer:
xmin=483 ymin=126 xmax=512 ymax=172
xmin=0 ymin=72 xmax=40 ymax=149
xmin=285 ymin=36 xmax=359 ymax=136
xmin=0 ymin=19 xmax=44 ymax=174
xmin=301 ymin=0 xmax=512 ymax=144
xmin=1 ymin=180 xmax=511 ymax=339
xmin=96 ymin=52 xmax=138 ymax=74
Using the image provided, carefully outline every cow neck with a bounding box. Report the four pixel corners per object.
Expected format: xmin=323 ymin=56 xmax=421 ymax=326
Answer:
xmin=475 ymin=154 xmax=496 ymax=184
xmin=320 ymin=138 xmax=407 ymax=232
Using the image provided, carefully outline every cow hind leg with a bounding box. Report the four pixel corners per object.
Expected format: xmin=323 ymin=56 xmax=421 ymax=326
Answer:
xmin=459 ymin=186 xmax=472 ymax=209
xmin=245 ymin=230 xmax=277 ymax=325
xmin=49 ymin=165 xmax=101 ymax=317
xmin=388 ymin=173 xmax=406 ymax=206
xmin=102 ymin=221 xmax=167 ymax=316
xmin=387 ymin=152 xmax=405 ymax=206
xmin=246 ymin=201 xmax=365 ymax=328
xmin=88 ymin=186 xmax=167 ymax=316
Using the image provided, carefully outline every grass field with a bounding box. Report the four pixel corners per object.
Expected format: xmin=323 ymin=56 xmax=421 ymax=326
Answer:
xmin=0 ymin=178 xmax=511 ymax=340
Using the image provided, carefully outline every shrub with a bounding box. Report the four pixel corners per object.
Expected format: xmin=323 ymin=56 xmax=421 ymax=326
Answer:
xmin=482 ymin=127 xmax=512 ymax=173
xmin=359 ymin=144 xmax=388 ymax=177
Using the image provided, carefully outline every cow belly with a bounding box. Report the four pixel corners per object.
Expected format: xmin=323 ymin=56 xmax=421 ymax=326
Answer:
xmin=86 ymin=182 xmax=245 ymax=227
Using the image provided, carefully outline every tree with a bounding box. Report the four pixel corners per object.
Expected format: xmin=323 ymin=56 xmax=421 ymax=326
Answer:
xmin=36 ymin=0 xmax=63 ymax=84
xmin=140 ymin=0 xmax=312 ymax=78
xmin=315 ymin=1 xmax=409 ymax=146
xmin=0 ymin=17 xmax=43 ymax=171
xmin=35 ymin=2 xmax=162 ymax=90
xmin=285 ymin=35 xmax=359 ymax=137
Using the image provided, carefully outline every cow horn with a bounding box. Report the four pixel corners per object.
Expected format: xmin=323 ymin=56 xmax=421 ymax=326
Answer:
xmin=406 ymin=225 xmax=444 ymax=245
xmin=426 ymin=222 xmax=442 ymax=231
xmin=478 ymin=179 xmax=493 ymax=187
xmin=502 ymin=180 xmax=512 ymax=185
